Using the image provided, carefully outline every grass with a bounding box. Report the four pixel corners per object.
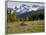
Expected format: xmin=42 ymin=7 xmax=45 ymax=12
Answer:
xmin=6 ymin=20 xmax=44 ymax=34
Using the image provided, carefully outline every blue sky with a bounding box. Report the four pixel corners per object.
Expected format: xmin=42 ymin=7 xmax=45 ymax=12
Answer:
xmin=8 ymin=2 xmax=44 ymax=10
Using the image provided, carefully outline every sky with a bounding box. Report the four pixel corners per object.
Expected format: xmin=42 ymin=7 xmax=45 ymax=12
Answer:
xmin=7 ymin=2 xmax=45 ymax=10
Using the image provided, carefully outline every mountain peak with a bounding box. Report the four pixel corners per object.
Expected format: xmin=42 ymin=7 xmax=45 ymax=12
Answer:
xmin=32 ymin=5 xmax=40 ymax=8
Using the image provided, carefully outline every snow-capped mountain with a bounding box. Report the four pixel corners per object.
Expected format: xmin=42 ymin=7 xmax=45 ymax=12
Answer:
xmin=14 ymin=4 xmax=44 ymax=15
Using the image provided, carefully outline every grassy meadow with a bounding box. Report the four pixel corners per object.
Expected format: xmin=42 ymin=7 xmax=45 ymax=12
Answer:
xmin=7 ymin=20 xmax=44 ymax=34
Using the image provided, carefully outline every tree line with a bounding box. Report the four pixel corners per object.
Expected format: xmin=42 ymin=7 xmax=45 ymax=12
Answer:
xmin=7 ymin=8 xmax=44 ymax=22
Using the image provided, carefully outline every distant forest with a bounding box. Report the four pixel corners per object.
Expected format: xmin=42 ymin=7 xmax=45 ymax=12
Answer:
xmin=7 ymin=7 xmax=44 ymax=22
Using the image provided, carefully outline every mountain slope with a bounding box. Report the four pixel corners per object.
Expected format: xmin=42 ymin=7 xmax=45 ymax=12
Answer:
xmin=17 ymin=8 xmax=44 ymax=20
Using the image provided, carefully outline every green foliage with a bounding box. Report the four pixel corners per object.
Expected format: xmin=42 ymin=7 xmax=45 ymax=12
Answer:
xmin=7 ymin=8 xmax=16 ymax=22
xmin=7 ymin=14 xmax=16 ymax=22
xmin=26 ymin=16 xmax=29 ymax=21
xmin=16 ymin=16 xmax=20 ymax=21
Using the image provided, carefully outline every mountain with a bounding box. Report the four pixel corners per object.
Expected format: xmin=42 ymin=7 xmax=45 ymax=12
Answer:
xmin=14 ymin=4 xmax=44 ymax=20
xmin=15 ymin=4 xmax=44 ymax=15
xmin=32 ymin=5 xmax=40 ymax=8
xmin=17 ymin=8 xmax=44 ymax=20
xmin=18 ymin=12 xmax=32 ymax=19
